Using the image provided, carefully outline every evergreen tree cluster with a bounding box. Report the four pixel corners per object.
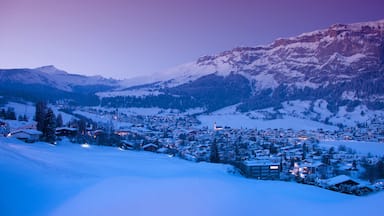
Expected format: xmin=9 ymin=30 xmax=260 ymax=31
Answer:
xmin=361 ymin=157 xmax=384 ymax=183
xmin=35 ymin=101 xmax=57 ymax=144
xmin=0 ymin=107 xmax=17 ymax=120
xmin=210 ymin=139 xmax=220 ymax=163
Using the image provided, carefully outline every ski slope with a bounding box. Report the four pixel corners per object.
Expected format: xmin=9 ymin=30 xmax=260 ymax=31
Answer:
xmin=0 ymin=137 xmax=383 ymax=216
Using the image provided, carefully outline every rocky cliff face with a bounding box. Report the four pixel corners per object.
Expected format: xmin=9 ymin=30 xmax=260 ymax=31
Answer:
xmin=100 ymin=20 xmax=384 ymax=113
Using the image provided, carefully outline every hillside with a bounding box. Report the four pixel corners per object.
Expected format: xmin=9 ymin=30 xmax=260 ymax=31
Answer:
xmin=0 ymin=137 xmax=383 ymax=216
xmin=0 ymin=66 xmax=118 ymax=105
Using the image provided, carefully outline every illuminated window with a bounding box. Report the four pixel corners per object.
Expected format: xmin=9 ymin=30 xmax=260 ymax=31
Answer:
xmin=270 ymin=166 xmax=279 ymax=170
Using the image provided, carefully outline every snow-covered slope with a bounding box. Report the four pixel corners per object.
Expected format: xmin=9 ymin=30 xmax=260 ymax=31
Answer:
xmin=0 ymin=137 xmax=383 ymax=216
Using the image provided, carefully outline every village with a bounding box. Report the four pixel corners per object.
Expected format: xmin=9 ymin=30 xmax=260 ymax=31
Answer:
xmin=1 ymin=105 xmax=384 ymax=196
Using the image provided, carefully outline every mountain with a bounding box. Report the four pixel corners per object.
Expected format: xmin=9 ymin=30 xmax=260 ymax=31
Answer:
xmin=0 ymin=65 xmax=119 ymax=105
xmin=1 ymin=19 xmax=384 ymax=125
xmin=100 ymin=19 xmax=384 ymax=114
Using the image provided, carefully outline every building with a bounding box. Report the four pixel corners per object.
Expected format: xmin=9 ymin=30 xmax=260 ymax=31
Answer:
xmin=10 ymin=129 xmax=42 ymax=143
xmin=240 ymin=160 xmax=281 ymax=180
xmin=142 ymin=143 xmax=158 ymax=152
xmin=56 ymin=127 xmax=77 ymax=137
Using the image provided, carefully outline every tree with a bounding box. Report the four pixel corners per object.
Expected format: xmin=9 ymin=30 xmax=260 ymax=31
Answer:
xmin=210 ymin=139 xmax=220 ymax=163
xmin=269 ymin=143 xmax=278 ymax=155
xmin=77 ymin=119 xmax=87 ymax=135
xmin=56 ymin=114 xmax=63 ymax=128
xmin=302 ymin=143 xmax=308 ymax=160
xmin=0 ymin=109 xmax=5 ymax=119
xmin=43 ymin=108 xmax=56 ymax=144
xmin=5 ymin=107 xmax=16 ymax=120
xmin=35 ymin=101 xmax=47 ymax=132
xmin=321 ymin=154 xmax=331 ymax=166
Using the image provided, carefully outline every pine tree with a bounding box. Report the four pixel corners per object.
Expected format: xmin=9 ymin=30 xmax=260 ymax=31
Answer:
xmin=0 ymin=109 xmax=5 ymax=119
xmin=35 ymin=101 xmax=47 ymax=132
xmin=56 ymin=114 xmax=63 ymax=128
xmin=43 ymin=108 xmax=56 ymax=144
xmin=302 ymin=143 xmax=307 ymax=160
xmin=210 ymin=139 xmax=220 ymax=163
xmin=6 ymin=107 xmax=16 ymax=120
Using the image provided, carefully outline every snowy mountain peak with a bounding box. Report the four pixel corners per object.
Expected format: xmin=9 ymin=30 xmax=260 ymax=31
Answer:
xmin=99 ymin=19 xmax=384 ymax=115
xmin=150 ymin=19 xmax=384 ymax=90
xmin=35 ymin=65 xmax=68 ymax=75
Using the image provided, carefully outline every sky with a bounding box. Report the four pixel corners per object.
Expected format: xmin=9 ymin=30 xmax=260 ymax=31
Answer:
xmin=0 ymin=0 xmax=383 ymax=79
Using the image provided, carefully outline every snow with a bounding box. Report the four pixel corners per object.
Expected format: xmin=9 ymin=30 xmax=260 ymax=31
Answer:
xmin=1 ymin=137 xmax=383 ymax=216
xmin=252 ymin=72 xmax=279 ymax=90
xmin=96 ymin=89 xmax=162 ymax=98
xmin=326 ymin=175 xmax=355 ymax=186
xmin=197 ymin=112 xmax=338 ymax=130
xmin=198 ymin=103 xmax=338 ymax=130
xmin=313 ymin=100 xmax=333 ymax=121
xmin=329 ymin=105 xmax=384 ymax=127
xmin=320 ymin=140 xmax=384 ymax=156
xmin=4 ymin=102 xmax=35 ymax=120
xmin=2 ymin=102 xmax=76 ymax=126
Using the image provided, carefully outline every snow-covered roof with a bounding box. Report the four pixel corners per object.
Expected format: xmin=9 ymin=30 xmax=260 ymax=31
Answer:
xmin=142 ymin=143 xmax=158 ymax=149
xmin=326 ymin=175 xmax=359 ymax=186
xmin=243 ymin=160 xmax=279 ymax=166
xmin=11 ymin=129 xmax=42 ymax=135
xmin=56 ymin=127 xmax=77 ymax=131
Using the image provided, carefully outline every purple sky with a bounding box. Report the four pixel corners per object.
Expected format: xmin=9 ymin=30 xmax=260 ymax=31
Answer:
xmin=0 ymin=0 xmax=383 ymax=79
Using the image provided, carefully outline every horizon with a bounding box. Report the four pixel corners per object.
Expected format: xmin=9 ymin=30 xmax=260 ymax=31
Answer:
xmin=1 ymin=0 xmax=383 ymax=79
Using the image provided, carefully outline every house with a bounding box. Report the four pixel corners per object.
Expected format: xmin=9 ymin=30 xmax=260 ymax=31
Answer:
xmin=296 ymin=162 xmax=327 ymax=178
xmin=213 ymin=122 xmax=224 ymax=131
xmin=10 ymin=129 xmax=42 ymax=143
xmin=325 ymin=175 xmax=360 ymax=193
xmin=142 ymin=143 xmax=158 ymax=152
xmin=119 ymin=140 xmax=138 ymax=150
xmin=56 ymin=127 xmax=77 ymax=137
xmin=240 ymin=160 xmax=281 ymax=180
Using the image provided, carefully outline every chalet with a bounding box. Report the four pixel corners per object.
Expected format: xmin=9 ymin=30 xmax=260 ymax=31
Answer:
xmin=325 ymin=175 xmax=360 ymax=193
xmin=56 ymin=127 xmax=77 ymax=137
xmin=142 ymin=143 xmax=158 ymax=152
xmin=10 ymin=129 xmax=42 ymax=143
xmin=240 ymin=160 xmax=281 ymax=180
xmin=119 ymin=140 xmax=138 ymax=150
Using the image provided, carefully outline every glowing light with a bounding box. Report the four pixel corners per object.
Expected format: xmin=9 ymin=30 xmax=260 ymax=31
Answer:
xmin=81 ymin=143 xmax=90 ymax=148
xmin=270 ymin=165 xmax=279 ymax=170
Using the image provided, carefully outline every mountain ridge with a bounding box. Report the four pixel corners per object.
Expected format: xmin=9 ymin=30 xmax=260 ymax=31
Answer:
xmin=1 ymin=19 xmax=383 ymax=122
xmin=99 ymin=19 xmax=384 ymax=115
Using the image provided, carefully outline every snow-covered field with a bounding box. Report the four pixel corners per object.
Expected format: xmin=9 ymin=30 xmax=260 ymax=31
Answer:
xmin=1 ymin=137 xmax=383 ymax=216
xmin=5 ymin=102 xmax=76 ymax=122
xmin=198 ymin=113 xmax=337 ymax=130
xmin=320 ymin=140 xmax=384 ymax=155
xmin=197 ymin=104 xmax=338 ymax=130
